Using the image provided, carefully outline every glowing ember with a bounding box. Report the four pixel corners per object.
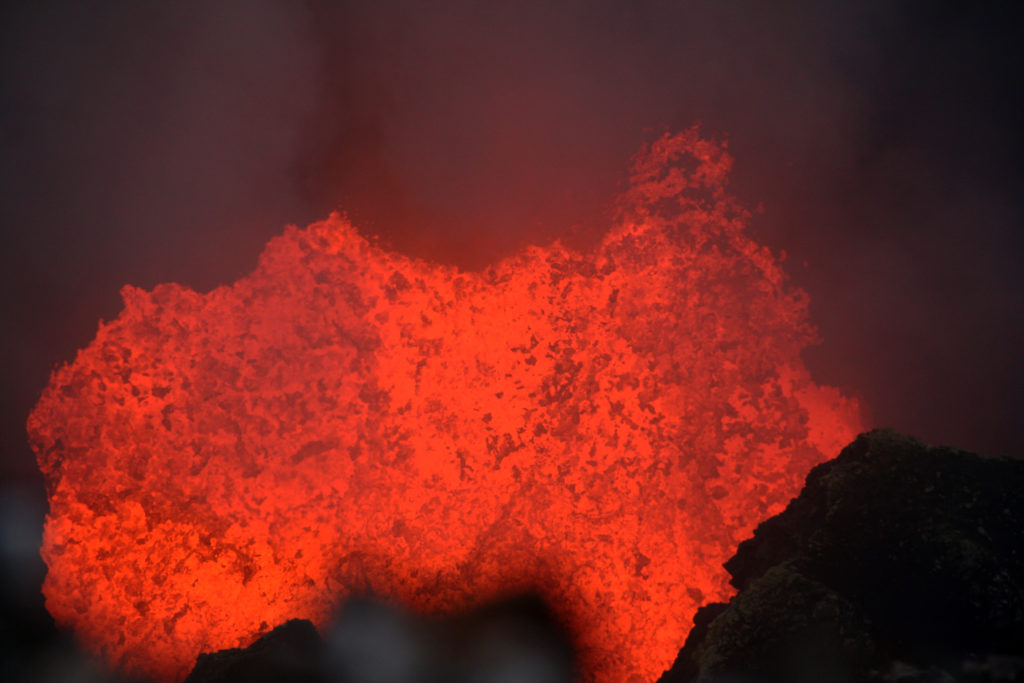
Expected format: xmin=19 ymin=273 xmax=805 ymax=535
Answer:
xmin=28 ymin=129 xmax=862 ymax=681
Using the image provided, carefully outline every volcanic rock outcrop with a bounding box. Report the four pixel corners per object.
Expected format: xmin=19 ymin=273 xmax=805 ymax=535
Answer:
xmin=185 ymin=619 xmax=322 ymax=683
xmin=658 ymin=429 xmax=1024 ymax=683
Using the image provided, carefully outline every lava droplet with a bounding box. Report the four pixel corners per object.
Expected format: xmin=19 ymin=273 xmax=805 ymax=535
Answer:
xmin=28 ymin=128 xmax=862 ymax=682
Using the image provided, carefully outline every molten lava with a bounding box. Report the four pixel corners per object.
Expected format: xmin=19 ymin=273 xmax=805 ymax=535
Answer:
xmin=28 ymin=129 xmax=862 ymax=682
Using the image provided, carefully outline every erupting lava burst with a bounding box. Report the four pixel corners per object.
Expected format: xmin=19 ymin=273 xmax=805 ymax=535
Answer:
xmin=29 ymin=129 xmax=862 ymax=682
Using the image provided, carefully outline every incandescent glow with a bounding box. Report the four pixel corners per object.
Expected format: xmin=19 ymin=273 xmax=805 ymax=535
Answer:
xmin=28 ymin=129 xmax=862 ymax=682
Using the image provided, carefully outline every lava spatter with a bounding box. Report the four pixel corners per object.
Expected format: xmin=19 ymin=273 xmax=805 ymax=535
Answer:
xmin=28 ymin=128 xmax=862 ymax=681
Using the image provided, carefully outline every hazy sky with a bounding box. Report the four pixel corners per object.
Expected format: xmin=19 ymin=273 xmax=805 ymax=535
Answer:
xmin=2 ymin=0 xmax=1022 ymax=500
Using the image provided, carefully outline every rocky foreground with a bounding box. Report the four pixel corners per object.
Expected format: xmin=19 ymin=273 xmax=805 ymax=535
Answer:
xmin=659 ymin=429 xmax=1024 ymax=683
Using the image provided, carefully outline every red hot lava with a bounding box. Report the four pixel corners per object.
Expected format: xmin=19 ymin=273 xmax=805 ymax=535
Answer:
xmin=28 ymin=129 xmax=862 ymax=682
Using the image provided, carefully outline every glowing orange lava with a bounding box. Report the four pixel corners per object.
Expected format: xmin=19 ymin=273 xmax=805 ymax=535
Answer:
xmin=28 ymin=129 xmax=862 ymax=682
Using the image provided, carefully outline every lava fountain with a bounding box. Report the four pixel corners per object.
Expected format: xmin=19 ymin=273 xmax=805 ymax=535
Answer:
xmin=28 ymin=129 xmax=863 ymax=682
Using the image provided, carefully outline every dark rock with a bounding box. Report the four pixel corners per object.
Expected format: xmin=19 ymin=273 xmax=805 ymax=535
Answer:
xmin=659 ymin=429 xmax=1024 ymax=683
xmin=184 ymin=619 xmax=324 ymax=683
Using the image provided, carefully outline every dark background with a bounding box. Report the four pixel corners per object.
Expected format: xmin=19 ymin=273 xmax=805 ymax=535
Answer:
xmin=1 ymin=0 xmax=1022 ymax=677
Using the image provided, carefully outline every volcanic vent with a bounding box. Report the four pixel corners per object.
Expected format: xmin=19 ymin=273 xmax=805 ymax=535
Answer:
xmin=28 ymin=129 xmax=862 ymax=682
